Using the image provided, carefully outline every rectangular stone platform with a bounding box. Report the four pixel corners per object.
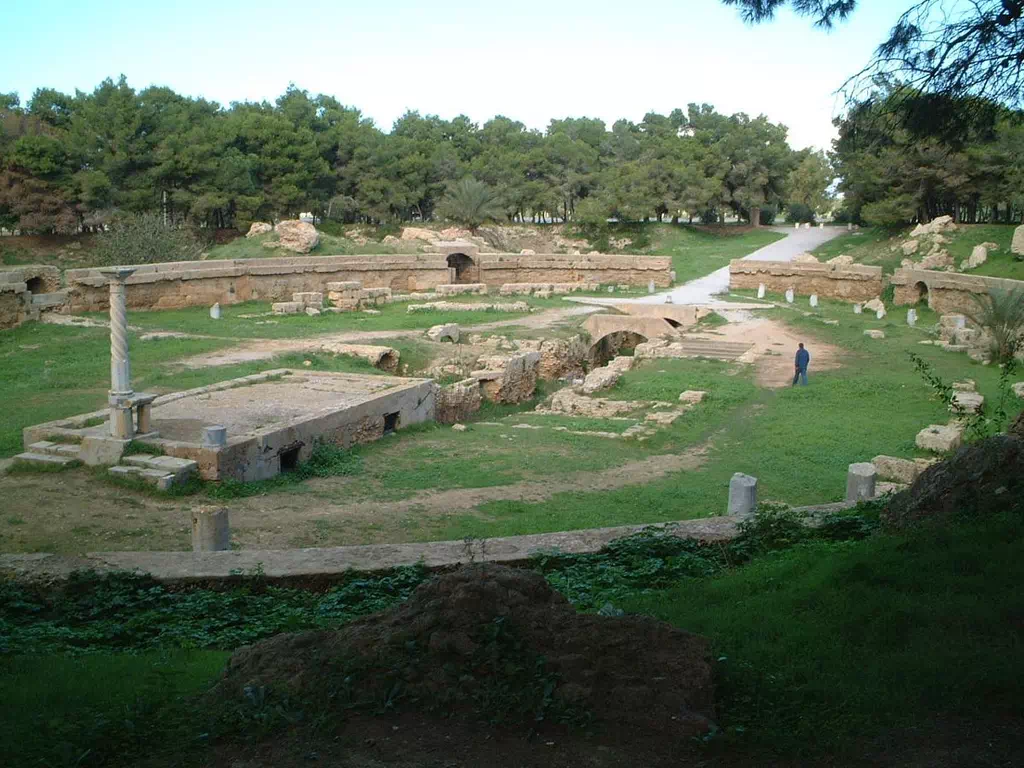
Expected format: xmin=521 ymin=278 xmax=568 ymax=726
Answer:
xmin=23 ymin=370 xmax=436 ymax=482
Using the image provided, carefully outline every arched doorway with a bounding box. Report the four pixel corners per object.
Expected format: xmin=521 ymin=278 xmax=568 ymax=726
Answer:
xmin=587 ymin=331 xmax=649 ymax=369
xmin=446 ymin=253 xmax=477 ymax=284
xmin=25 ymin=276 xmax=44 ymax=294
xmin=914 ymin=280 xmax=929 ymax=306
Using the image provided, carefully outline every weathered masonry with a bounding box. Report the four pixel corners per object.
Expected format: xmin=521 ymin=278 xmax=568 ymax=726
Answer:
xmin=890 ymin=268 xmax=1024 ymax=314
xmin=728 ymin=260 xmax=883 ymax=302
xmin=56 ymin=248 xmax=670 ymax=314
xmin=24 ymin=370 xmax=437 ymax=482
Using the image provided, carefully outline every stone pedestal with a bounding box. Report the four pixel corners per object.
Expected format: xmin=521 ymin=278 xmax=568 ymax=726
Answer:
xmin=191 ymin=507 xmax=231 ymax=552
xmin=846 ymin=462 xmax=877 ymax=502
xmin=728 ymin=473 xmax=758 ymax=517
xmin=202 ymin=425 xmax=228 ymax=447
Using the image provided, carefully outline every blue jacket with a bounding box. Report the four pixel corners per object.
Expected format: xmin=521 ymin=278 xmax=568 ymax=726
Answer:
xmin=795 ymin=348 xmax=810 ymax=370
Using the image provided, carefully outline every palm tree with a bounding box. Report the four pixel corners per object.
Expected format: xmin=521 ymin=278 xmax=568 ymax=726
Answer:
xmin=437 ymin=178 xmax=505 ymax=233
xmin=965 ymin=287 xmax=1024 ymax=364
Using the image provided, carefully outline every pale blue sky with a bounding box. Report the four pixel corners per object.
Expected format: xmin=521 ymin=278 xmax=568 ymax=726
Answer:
xmin=2 ymin=0 xmax=906 ymax=150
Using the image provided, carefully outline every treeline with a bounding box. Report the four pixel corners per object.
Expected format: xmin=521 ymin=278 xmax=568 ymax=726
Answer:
xmin=834 ymin=89 xmax=1024 ymax=227
xmin=0 ymin=76 xmax=833 ymax=234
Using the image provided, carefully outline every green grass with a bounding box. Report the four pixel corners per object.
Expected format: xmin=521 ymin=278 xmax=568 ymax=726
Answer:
xmin=433 ymin=293 xmax=1021 ymax=541
xmin=0 ymin=650 xmax=229 ymax=768
xmin=813 ymin=224 xmax=1024 ymax=280
xmin=203 ymin=230 xmax=408 ymax=260
xmin=627 ymin=513 xmax=1024 ymax=755
xmin=106 ymin=299 xmax=534 ymax=339
xmin=0 ymin=323 xmax=428 ymax=458
xmin=649 ymin=224 xmax=786 ymax=283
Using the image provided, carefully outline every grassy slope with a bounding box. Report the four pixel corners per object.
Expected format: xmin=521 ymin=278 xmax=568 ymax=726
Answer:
xmin=814 ymin=224 xmax=1024 ymax=280
xmin=3 ymin=514 xmax=1020 ymax=765
xmin=628 ymin=513 xmax=1024 ymax=756
xmin=432 ymin=293 xmax=1021 ymax=542
xmin=649 ymin=225 xmax=786 ymax=283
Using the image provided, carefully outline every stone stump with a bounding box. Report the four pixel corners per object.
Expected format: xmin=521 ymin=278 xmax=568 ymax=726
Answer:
xmin=191 ymin=506 xmax=230 ymax=552
xmin=728 ymin=473 xmax=758 ymax=517
xmin=785 ymin=288 xmax=794 ymax=304
xmin=757 ymin=283 xmax=766 ymax=299
xmin=846 ymin=462 xmax=877 ymax=502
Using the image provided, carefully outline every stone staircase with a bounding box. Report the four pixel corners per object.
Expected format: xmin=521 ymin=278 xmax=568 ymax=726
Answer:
xmin=108 ymin=454 xmax=198 ymax=491
xmin=668 ymin=339 xmax=753 ymax=361
xmin=14 ymin=440 xmax=83 ymax=468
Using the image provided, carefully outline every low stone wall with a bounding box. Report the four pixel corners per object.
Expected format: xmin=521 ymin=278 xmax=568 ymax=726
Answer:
xmin=478 ymin=254 xmax=671 ymax=289
xmin=65 ymin=255 xmax=452 ymax=312
xmin=728 ymin=260 xmax=883 ymax=302
xmin=891 ymin=268 xmax=1024 ymax=314
xmin=0 ymin=279 xmax=26 ymax=328
xmin=58 ymin=252 xmax=671 ymax=313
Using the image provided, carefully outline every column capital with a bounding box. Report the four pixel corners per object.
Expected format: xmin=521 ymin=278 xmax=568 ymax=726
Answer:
xmin=99 ymin=266 xmax=138 ymax=282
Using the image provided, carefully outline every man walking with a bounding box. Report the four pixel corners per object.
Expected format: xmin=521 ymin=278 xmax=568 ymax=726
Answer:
xmin=792 ymin=342 xmax=810 ymax=386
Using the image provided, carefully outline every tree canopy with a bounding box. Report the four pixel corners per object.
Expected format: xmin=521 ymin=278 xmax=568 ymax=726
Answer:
xmin=724 ymin=1 xmax=1024 ymax=111
xmin=0 ymin=77 xmax=826 ymax=234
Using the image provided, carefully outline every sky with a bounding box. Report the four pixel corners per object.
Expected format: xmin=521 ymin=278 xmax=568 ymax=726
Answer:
xmin=2 ymin=0 xmax=908 ymax=151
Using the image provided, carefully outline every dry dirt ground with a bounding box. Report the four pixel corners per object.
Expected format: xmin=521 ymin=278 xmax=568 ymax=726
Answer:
xmin=0 ymin=448 xmax=707 ymax=553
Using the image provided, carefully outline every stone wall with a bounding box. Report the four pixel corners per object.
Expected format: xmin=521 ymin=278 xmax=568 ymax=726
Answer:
xmin=891 ymin=268 xmax=1024 ymax=314
xmin=477 ymin=253 xmax=671 ymax=288
xmin=0 ymin=278 xmax=27 ymax=328
xmin=64 ymin=255 xmax=452 ymax=312
xmin=58 ymin=252 xmax=672 ymax=313
xmin=728 ymin=260 xmax=883 ymax=302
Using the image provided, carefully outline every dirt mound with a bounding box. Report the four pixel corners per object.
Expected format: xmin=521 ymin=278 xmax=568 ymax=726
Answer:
xmin=882 ymin=434 xmax=1024 ymax=529
xmin=211 ymin=565 xmax=715 ymax=736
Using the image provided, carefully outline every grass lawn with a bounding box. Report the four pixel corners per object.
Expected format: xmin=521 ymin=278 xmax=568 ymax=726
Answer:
xmin=628 ymin=512 xmax=1024 ymax=757
xmin=814 ymin=224 xmax=1024 ymax=280
xmin=649 ymin=224 xmax=786 ymax=283
xmin=3 ymin=512 xmax=1020 ymax=765
xmin=432 ymin=293 xmax=1020 ymax=542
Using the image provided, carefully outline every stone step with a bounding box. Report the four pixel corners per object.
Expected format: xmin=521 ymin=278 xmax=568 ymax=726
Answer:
xmin=108 ymin=464 xmax=179 ymax=491
xmin=27 ymin=441 xmax=82 ymax=459
xmin=30 ymin=291 xmax=67 ymax=308
xmin=13 ymin=452 xmax=80 ymax=468
xmin=667 ymin=341 xmax=753 ymax=361
xmin=121 ymin=454 xmax=198 ymax=478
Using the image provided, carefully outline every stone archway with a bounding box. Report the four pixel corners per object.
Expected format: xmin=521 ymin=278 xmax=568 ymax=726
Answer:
xmin=914 ymin=280 xmax=930 ymax=306
xmin=447 ymin=252 xmax=478 ymax=284
xmin=587 ymin=331 xmax=648 ymax=369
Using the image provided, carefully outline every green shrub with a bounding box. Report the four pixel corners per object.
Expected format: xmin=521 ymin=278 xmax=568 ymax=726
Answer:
xmin=93 ymin=212 xmax=204 ymax=266
xmin=786 ymin=202 xmax=815 ymax=223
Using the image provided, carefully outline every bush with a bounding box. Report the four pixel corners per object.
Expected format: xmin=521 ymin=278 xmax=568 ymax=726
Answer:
xmin=831 ymin=207 xmax=855 ymax=225
xmin=861 ymin=195 xmax=917 ymax=230
xmin=786 ymin=202 xmax=816 ymax=224
xmin=93 ymin=212 xmax=204 ymax=266
xmin=758 ymin=204 xmax=778 ymax=225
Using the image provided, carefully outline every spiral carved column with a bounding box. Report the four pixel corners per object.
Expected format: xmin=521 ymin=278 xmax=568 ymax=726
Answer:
xmin=100 ymin=267 xmax=137 ymax=438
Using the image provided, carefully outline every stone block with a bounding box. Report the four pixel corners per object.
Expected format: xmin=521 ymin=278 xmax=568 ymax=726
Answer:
xmin=864 ymin=330 xmax=885 ymax=339
xmin=191 ymin=506 xmax=230 ymax=551
xmin=846 ymin=462 xmax=877 ymax=502
xmin=871 ymin=455 xmax=924 ymax=485
xmin=292 ymin=291 xmax=323 ymax=308
xmin=272 ymin=301 xmax=303 ymax=315
xmin=950 ymin=391 xmax=984 ymax=413
xmin=915 ymin=423 xmax=964 ymax=453
xmin=325 ymin=281 xmax=362 ymax=292
xmin=79 ymin=435 xmax=130 ymax=466
xmin=727 ymin=473 xmax=758 ymax=517
xmin=1013 ymin=382 xmax=1024 ymax=399
xmin=426 ymin=323 xmax=459 ymax=343
xmin=679 ymin=390 xmax=707 ymax=405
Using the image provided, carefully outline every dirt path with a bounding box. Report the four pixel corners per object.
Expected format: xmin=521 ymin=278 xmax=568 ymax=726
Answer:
xmin=0 ymin=445 xmax=707 ymax=553
xmin=174 ymin=306 xmax=597 ymax=369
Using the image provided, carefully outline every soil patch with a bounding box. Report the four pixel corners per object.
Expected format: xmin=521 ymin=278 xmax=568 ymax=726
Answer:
xmin=210 ymin=564 xmax=715 ymax=736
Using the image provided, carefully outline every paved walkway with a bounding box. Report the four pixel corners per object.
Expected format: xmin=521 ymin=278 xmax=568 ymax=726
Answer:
xmin=575 ymin=225 xmax=846 ymax=308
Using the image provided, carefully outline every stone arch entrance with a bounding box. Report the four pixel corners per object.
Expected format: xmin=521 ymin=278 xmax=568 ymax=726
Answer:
xmin=25 ymin=276 xmax=44 ymax=294
xmin=914 ymin=280 xmax=929 ymax=306
xmin=447 ymin=252 xmax=478 ymax=284
xmin=587 ymin=331 xmax=648 ymax=369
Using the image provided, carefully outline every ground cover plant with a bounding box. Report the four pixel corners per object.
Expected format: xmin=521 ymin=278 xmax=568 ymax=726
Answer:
xmin=2 ymin=505 xmax=1020 ymax=766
